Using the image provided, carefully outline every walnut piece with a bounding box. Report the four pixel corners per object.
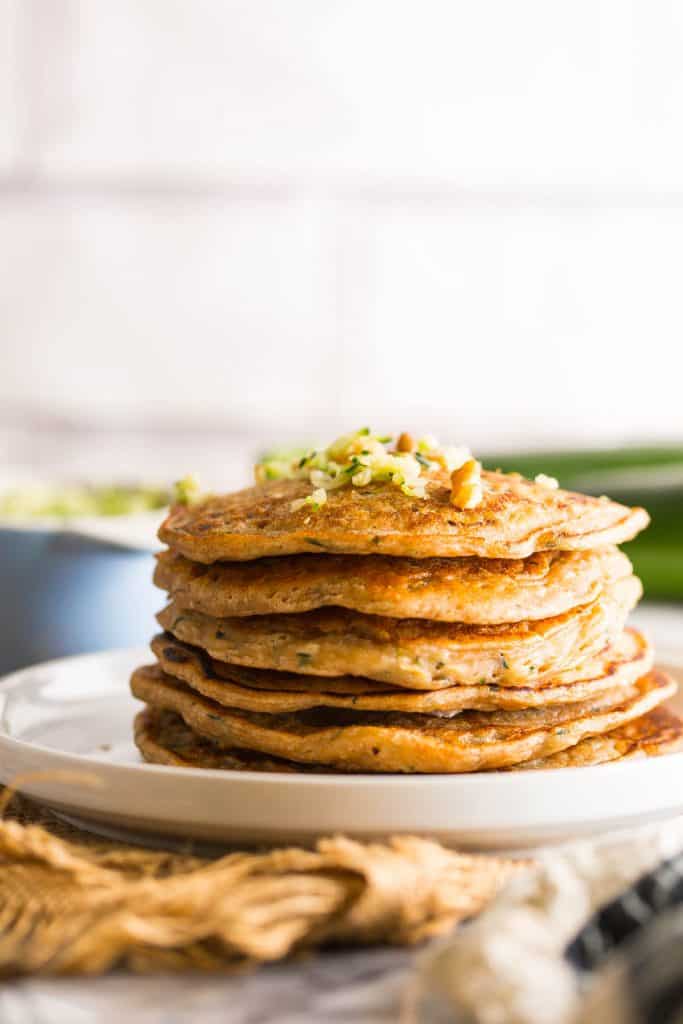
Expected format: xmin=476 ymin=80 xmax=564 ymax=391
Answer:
xmin=450 ymin=459 xmax=483 ymax=509
xmin=396 ymin=432 xmax=415 ymax=453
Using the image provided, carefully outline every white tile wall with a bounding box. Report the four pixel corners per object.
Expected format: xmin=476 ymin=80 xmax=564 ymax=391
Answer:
xmin=30 ymin=0 xmax=353 ymax=180
xmin=0 ymin=0 xmax=20 ymax=171
xmin=26 ymin=0 xmax=683 ymax=188
xmin=3 ymin=192 xmax=682 ymax=446
xmin=336 ymin=200 xmax=683 ymax=446
xmin=0 ymin=194 xmax=337 ymax=427
xmin=1 ymin=1 xmax=683 ymax=454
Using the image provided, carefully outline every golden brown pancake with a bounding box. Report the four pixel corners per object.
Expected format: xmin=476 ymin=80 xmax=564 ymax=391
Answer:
xmin=514 ymin=704 xmax=683 ymax=769
xmin=130 ymin=665 xmax=675 ymax=773
xmin=135 ymin=701 xmax=683 ymax=774
xmin=154 ymin=546 xmax=631 ymax=625
xmin=159 ymin=471 xmax=648 ymax=563
xmin=151 ymin=627 xmax=653 ymax=715
xmin=134 ymin=706 xmax=320 ymax=772
xmin=157 ymin=575 xmax=641 ymax=690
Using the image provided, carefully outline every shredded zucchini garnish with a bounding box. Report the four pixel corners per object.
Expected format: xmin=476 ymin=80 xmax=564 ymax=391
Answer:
xmin=290 ymin=487 xmax=328 ymax=513
xmin=255 ymin=429 xmax=471 ymax=511
xmin=534 ymin=473 xmax=560 ymax=489
xmin=173 ymin=474 xmax=203 ymax=506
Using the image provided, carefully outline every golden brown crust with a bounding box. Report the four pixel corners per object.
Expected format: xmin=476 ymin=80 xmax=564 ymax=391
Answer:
xmin=158 ymin=471 xmax=648 ymax=563
xmin=134 ymin=707 xmax=319 ymax=772
xmin=156 ymin=575 xmax=641 ymax=690
xmin=130 ymin=666 xmax=675 ymax=773
xmin=154 ymin=547 xmax=631 ymax=625
xmin=151 ymin=627 xmax=653 ymax=714
xmin=514 ymin=704 xmax=683 ymax=769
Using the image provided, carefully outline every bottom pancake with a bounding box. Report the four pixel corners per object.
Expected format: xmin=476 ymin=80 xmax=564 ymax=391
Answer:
xmin=130 ymin=664 xmax=675 ymax=773
xmin=514 ymin=704 xmax=683 ymax=769
xmin=134 ymin=707 xmax=322 ymax=773
xmin=135 ymin=702 xmax=683 ymax=774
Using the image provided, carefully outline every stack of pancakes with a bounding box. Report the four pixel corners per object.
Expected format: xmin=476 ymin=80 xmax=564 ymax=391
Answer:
xmin=132 ymin=448 xmax=683 ymax=773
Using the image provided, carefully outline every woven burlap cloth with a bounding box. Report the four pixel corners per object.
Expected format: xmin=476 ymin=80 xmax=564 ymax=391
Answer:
xmin=0 ymin=784 xmax=520 ymax=978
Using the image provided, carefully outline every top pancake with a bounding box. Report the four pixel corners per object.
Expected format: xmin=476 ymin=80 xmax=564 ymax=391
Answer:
xmin=159 ymin=471 xmax=648 ymax=562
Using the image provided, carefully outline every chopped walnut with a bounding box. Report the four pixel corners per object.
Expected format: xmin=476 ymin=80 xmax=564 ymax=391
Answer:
xmin=396 ymin=432 xmax=415 ymax=453
xmin=450 ymin=459 xmax=483 ymax=509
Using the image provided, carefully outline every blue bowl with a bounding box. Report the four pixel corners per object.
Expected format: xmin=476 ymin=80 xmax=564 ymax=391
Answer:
xmin=0 ymin=524 xmax=162 ymax=675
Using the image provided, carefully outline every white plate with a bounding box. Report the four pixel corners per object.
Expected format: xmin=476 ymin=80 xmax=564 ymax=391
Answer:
xmin=1 ymin=647 xmax=682 ymax=851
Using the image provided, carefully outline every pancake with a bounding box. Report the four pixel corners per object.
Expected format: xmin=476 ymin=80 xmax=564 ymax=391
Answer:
xmin=134 ymin=706 xmax=320 ymax=772
xmin=135 ymin=701 xmax=683 ymax=774
xmin=151 ymin=627 xmax=653 ymax=715
xmin=514 ymin=704 xmax=683 ymax=769
xmin=158 ymin=471 xmax=648 ymax=563
xmin=156 ymin=575 xmax=641 ymax=690
xmin=154 ymin=546 xmax=631 ymax=625
xmin=129 ymin=666 xmax=675 ymax=773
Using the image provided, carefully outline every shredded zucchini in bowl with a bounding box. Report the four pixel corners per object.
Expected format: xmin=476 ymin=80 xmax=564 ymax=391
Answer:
xmin=0 ymin=484 xmax=171 ymax=520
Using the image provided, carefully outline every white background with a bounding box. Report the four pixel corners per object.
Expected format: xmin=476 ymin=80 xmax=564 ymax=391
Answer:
xmin=1 ymin=1 xmax=682 ymax=479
